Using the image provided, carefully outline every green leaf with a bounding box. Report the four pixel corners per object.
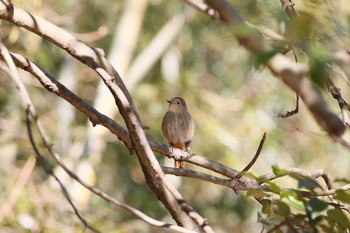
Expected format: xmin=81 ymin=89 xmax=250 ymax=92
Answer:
xmin=260 ymin=199 xmax=273 ymax=215
xmin=308 ymin=45 xmax=332 ymax=90
xmin=327 ymin=209 xmax=350 ymax=229
xmin=279 ymin=189 xmax=298 ymax=199
xmin=242 ymin=172 xmax=258 ymax=179
xmin=281 ymin=196 xmax=305 ymax=211
xmin=334 ymin=190 xmax=350 ymax=204
xmin=246 ymin=189 xmax=266 ymax=199
xmin=272 ymin=165 xmax=287 ymax=177
xmin=267 ymin=182 xmax=281 ymax=194
xmin=309 ymin=58 xmax=327 ymax=89
xmin=309 ymin=198 xmax=328 ymax=212
xmin=294 ymin=214 xmax=306 ymax=224
xmin=275 ymin=200 xmax=291 ymax=216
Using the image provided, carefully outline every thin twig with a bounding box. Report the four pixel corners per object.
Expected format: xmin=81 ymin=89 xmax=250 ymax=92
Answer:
xmin=0 ymin=50 xmax=256 ymax=223
xmin=3 ymin=55 xmax=197 ymax=233
xmin=0 ymin=3 xmax=213 ymax=228
xmin=0 ymin=42 xmax=197 ymax=233
xmin=193 ymin=0 xmax=345 ymax=138
xmin=6 ymin=49 xmax=350 ymax=217
xmin=276 ymin=37 xmax=300 ymax=119
xmin=275 ymin=93 xmax=299 ymax=118
xmin=162 ymin=166 xmax=268 ymax=192
xmin=327 ymin=79 xmax=350 ymax=127
xmin=25 ymin=109 xmax=102 ymax=233
xmin=0 ymin=39 xmax=101 ymax=233
xmin=236 ymin=132 xmax=267 ymax=179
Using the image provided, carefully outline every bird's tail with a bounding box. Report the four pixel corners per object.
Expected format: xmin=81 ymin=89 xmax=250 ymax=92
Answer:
xmin=173 ymin=142 xmax=185 ymax=169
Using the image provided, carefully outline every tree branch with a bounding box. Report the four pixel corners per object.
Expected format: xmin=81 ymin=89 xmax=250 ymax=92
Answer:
xmin=237 ymin=132 xmax=266 ymax=179
xmin=0 ymin=39 xmax=101 ymax=233
xmin=162 ymin=166 xmax=268 ymax=191
xmin=257 ymin=168 xmax=333 ymax=190
xmin=187 ymin=0 xmax=346 ymax=139
xmin=0 ymin=2 xmax=213 ymax=230
xmin=0 ymin=48 xmax=199 ymax=233
xmin=327 ymin=79 xmax=350 ymax=127
xmin=275 ymin=93 xmax=299 ymax=118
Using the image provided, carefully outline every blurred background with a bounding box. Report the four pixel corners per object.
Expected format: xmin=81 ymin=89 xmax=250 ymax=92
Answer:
xmin=1 ymin=0 xmax=350 ymax=232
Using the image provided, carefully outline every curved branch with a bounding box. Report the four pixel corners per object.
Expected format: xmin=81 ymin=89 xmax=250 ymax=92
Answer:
xmin=162 ymin=166 xmax=267 ymax=191
xmin=3 ymin=51 xmax=132 ymax=149
xmin=7 ymin=49 xmax=348 ymax=210
xmin=0 ymin=49 xmax=198 ymax=233
xmin=257 ymin=167 xmax=333 ymax=190
xmin=189 ymin=0 xmax=346 ymax=138
xmin=151 ymin=141 xmax=259 ymax=186
xmin=237 ymin=132 xmax=266 ymax=178
xmin=0 ymin=40 xmax=101 ymax=233
xmin=0 ymin=2 xmax=213 ymax=230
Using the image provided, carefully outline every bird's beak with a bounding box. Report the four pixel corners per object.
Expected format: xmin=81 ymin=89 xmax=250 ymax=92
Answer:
xmin=166 ymin=100 xmax=171 ymax=104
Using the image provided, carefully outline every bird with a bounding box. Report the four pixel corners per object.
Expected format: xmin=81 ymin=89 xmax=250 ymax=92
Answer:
xmin=162 ymin=97 xmax=195 ymax=168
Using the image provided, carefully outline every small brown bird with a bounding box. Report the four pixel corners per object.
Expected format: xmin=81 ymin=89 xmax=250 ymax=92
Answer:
xmin=162 ymin=97 xmax=195 ymax=168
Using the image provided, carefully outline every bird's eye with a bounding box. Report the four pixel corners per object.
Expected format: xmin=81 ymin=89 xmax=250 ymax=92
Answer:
xmin=177 ymin=101 xmax=180 ymax=105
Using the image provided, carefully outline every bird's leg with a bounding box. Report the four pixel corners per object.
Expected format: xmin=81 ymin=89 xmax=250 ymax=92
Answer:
xmin=185 ymin=147 xmax=192 ymax=158
xmin=169 ymin=143 xmax=174 ymax=153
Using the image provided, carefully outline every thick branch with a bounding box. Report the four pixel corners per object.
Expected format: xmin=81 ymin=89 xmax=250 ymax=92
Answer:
xmin=193 ymin=0 xmax=346 ymax=138
xmin=2 ymin=50 xmax=258 ymax=191
xmin=0 ymin=2 xmax=212 ymax=230
xmin=0 ymin=40 xmax=101 ymax=233
xmin=0 ymin=50 xmax=199 ymax=233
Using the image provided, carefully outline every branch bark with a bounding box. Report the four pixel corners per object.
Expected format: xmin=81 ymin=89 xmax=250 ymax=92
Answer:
xmin=191 ymin=0 xmax=346 ymax=139
xmin=0 ymin=1 xmax=212 ymax=231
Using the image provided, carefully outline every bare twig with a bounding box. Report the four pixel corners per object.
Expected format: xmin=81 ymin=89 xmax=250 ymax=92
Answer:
xmin=6 ymin=49 xmax=350 ymax=223
xmin=0 ymin=50 xmax=203 ymax=233
xmin=327 ymin=79 xmax=350 ymax=127
xmin=156 ymin=136 xmax=266 ymax=191
xmin=0 ymin=1 xmax=211 ymax=226
xmin=0 ymin=3 xmax=215 ymax=228
xmin=275 ymin=93 xmax=299 ymax=118
xmin=25 ymin=109 xmax=102 ymax=233
xmin=162 ymin=167 xmax=268 ymax=191
xmin=237 ymin=132 xmax=267 ymax=179
xmin=0 ymin=39 xmax=101 ymax=233
xmin=187 ymin=0 xmax=345 ymax=138
xmin=1 ymin=48 xmax=257 ymax=205
xmin=0 ymin=1 xmax=210 ymax=222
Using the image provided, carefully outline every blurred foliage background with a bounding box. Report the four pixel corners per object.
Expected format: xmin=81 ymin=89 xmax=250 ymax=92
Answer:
xmin=1 ymin=0 xmax=350 ymax=232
